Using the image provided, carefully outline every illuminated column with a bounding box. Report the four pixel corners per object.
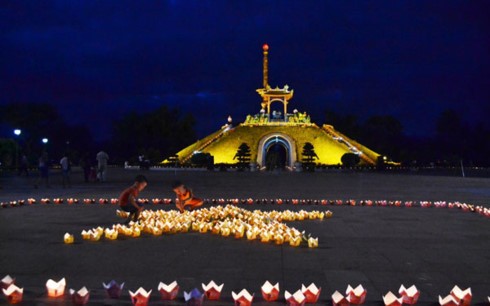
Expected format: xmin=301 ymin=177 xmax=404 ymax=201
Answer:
xmin=262 ymin=44 xmax=269 ymax=88
xmin=284 ymin=100 xmax=287 ymax=121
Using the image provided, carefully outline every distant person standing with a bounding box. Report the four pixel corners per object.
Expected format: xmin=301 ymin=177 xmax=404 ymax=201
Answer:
xmin=96 ymin=150 xmax=109 ymax=182
xmin=79 ymin=153 xmax=92 ymax=183
xmin=18 ymin=154 xmax=29 ymax=176
xmin=34 ymin=151 xmax=50 ymax=188
xmin=60 ymin=153 xmax=71 ymax=188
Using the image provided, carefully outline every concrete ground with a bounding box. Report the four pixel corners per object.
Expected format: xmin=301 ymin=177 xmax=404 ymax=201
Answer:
xmin=0 ymin=168 xmax=489 ymax=305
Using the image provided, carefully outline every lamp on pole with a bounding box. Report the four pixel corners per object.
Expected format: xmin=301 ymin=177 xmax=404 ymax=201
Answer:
xmin=13 ymin=129 xmax=22 ymax=170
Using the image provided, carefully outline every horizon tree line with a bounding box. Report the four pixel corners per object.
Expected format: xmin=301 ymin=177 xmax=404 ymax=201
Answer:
xmin=1 ymin=102 xmax=489 ymax=168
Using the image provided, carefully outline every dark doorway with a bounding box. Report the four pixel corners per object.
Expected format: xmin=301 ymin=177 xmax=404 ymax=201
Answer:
xmin=265 ymin=143 xmax=287 ymax=170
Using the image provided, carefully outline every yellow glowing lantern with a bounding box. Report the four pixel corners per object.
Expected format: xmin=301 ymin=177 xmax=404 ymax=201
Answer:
xmin=199 ymin=223 xmax=209 ymax=233
xmin=234 ymin=225 xmax=245 ymax=239
xmin=221 ymin=227 xmax=231 ymax=237
xmin=81 ymin=230 xmax=91 ymax=240
xmin=260 ymin=231 xmax=271 ymax=243
xmin=308 ymin=237 xmax=319 ymax=248
xmin=89 ymin=231 xmax=102 ymax=242
xmin=131 ymin=227 xmax=141 ymax=238
xmin=104 ymin=228 xmax=118 ymax=240
xmin=275 ymin=234 xmax=284 ymax=245
xmin=289 ymin=236 xmax=301 ymax=247
xmin=152 ymin=226 xmax=163 ymax=236
xmin=191 ymin=222 xmax=200 ymax=232
xmin=64 ymin=233 xmax=74 ymax=244
xmin=246 ymin=230 xmax=257 ymax=240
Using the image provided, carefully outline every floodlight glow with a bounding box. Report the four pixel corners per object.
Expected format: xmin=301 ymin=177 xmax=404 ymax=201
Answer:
xmin=42 ymin=138 xmax=48 ymax=144
xmin=14 ymin=129 xmax=21 ymax=136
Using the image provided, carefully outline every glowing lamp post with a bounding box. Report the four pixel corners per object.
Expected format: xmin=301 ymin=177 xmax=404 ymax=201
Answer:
xmin=42 ymin=138 xmax=49 ymax=144
xmin=13 ymin=129 xmax=21 ymax=170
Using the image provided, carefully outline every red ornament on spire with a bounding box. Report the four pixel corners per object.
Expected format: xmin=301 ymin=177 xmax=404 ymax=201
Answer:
xmin=263 ymin=44 xmax=269 ymax=51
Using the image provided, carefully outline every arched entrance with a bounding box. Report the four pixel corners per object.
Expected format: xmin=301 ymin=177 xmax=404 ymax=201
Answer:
xmin=265 ymin=143 xmax=287 ymax=170
xmin=257 ymin=133 xmax=296 ymax=170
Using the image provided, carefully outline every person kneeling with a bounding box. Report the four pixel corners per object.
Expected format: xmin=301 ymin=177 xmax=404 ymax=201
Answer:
xmin=119 ymin=175 xmax=148 ymax=224
xmin=172 ymin=181 xmax=203 ymax=213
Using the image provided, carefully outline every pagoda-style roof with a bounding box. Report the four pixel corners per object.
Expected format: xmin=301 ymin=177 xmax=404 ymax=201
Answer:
xmin=256 ymin=85 xmax=294 ymax=99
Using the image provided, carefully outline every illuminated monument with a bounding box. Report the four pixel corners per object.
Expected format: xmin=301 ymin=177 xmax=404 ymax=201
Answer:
xmin=165 ymin=44 xmax=383 ymax=169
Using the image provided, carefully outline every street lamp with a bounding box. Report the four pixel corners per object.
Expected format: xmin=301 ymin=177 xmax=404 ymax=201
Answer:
xmin=42 ymin=138 xmax=49 ymax=144
xmin=13 ymin=129 xmax=22 ymax=170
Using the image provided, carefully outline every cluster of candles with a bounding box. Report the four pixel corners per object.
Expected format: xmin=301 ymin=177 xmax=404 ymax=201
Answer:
xmin=2 ymin=276 xmax=482 ymax=306
xmin=1 ymin=197 xmax=488 ymax=219
xmin=69 ymin=205 xmax=329 ymax=248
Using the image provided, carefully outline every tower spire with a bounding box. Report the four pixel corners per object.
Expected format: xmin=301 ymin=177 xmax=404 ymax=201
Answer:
xmin=262 ymin=43 xmax=269 ymax=89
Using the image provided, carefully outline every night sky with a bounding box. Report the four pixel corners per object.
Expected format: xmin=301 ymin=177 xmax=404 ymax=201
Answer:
xmin=1 ymin=1 xmax=489 ymax=141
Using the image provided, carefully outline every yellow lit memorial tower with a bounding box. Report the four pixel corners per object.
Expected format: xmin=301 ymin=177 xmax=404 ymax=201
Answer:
xmin=256 ymin=44 xmax=293 ymax=122
xmin=163 ymin=44 xmax=389 ymax=169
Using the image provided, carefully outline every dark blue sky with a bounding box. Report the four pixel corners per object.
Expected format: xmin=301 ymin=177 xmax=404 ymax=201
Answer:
xmin=1 ymin=1 xmax=489 ymax=141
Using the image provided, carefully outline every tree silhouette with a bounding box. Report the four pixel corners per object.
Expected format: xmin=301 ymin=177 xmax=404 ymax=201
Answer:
xmin=341 ymin=153 xmax=361 ymax=168
xmin=0 ymin=103 xmax=93 ymax=164
xmin=111 ymin=105 xmax=196 ymax=164
xmin=234 ymin=143 xmax=251 ymax=170
xmin=301 ymin=142 xmax=318 ymax=171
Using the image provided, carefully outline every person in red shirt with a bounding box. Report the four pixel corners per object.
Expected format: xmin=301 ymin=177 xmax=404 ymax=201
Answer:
xmin=172 ymin=181 xmax=203 ymax=212
xmin=119 ymin=175 xmax=148 ymax=224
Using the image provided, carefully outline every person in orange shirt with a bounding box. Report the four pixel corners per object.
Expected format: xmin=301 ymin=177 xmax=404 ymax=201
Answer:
xmin=119 ymin=175 xmax=148 ymax=224
xmin=172 ymin=181 xmax=203 ymax=212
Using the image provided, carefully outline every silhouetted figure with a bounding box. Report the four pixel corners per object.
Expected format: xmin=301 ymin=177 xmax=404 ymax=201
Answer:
xmin=96 ymin=150 xmax=109 ymax=182
xmin=60 ymin=153 xmax=71 ymax=188
xmin=80 ymin=153 xmax=91 ymax=183
xmin=18 ymin=154 xmax=29 ymax=176
xmin=34 ymin=152 xmax=50 ymax=188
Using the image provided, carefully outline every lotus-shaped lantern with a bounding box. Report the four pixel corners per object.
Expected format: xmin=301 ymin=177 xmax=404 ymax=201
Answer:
xmin=64 ymin=233 xmax=74 ymax=244
xmin=158 ymin=281 xmax=179 ymax=300
xmin=184 ymin=288 xmax=204 ymax=306
xmin=2 ymin=284 xmax=23 ymax=304
xmin=69 ymin=287 xmax=90 ymax=305
xmin=1 ymin=275 xmax=15 ymax=290
xmin=332 ymin=290 xmax=349 ymax=306
xmin=102 ymin=280 xmax=124 ymax=299
xmin=346 ymin=285 xmax=366 ymax=305
xmin=232 ymin=289 xmax=254 ymax=306
xmin=202 ymin=280 xmax=224 ymax=300
xmin=301 ymin=283 xmax=321 ymax=303
xmin=129 ymin=287 xmax=152 ymax=306
xmin=398 ymin=285 xmax=420 ymax=305
xmin=439 ymin=294 xmax=460 ymax=306
xmin=450 ymin=286 xmax=471 ymax=306
xmin=382 ymin=291 xmax=402 ymax=306
xmin=261 ymin=281 xmax=279 ymax=302
xmin=46 ymin=278 xmax=66 ymax=298
xmin=285 ymin=290 xmax=306 ymax=306
xmin=104 ymin=228 xmax=118 ymax=240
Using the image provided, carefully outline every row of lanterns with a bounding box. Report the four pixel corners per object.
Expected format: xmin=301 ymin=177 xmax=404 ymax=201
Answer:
xmin=1 ymin=197 xmax=488 ymax=219
xmin=68 ymin=205 xmax=328 ymax=248
xmin=1 ymin=276 xmax=482 ymax=306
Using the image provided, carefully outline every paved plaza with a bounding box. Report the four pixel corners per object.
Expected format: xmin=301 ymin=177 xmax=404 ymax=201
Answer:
xmin=0 ymin=168 xmax=489 ymax=305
